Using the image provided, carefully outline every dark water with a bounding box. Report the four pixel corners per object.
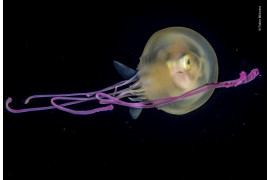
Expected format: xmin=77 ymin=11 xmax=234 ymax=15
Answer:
xmin=4 ymin=0 xmax=266 ymax=179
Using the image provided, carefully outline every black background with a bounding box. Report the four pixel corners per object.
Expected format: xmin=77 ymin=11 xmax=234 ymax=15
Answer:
xmin=4 ymin=0 xmax=266 ymax=179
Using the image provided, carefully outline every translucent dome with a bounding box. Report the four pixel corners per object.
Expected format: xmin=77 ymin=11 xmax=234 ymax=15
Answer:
xmin=138 ymin=27 xmax=218 ymax=115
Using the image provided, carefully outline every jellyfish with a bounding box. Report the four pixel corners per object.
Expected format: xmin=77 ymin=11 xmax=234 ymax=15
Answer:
xmin=6 ymin=27 xmax=260 ymax=119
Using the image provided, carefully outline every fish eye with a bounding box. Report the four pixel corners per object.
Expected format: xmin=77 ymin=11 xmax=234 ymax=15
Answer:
xmin=184 ymin=55 xmax=192 ymax=70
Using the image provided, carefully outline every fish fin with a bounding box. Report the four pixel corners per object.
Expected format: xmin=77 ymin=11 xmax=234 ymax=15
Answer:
xmin=129 ymin=107 xmax=142 ymax=120
xmin=113 ymin=61 xmax=137 ymax=80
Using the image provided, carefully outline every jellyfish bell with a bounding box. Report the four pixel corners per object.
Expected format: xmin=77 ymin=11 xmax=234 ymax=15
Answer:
xmin=6 ymin=27 xmax=259 ymax=119
xmin=136 ymin=27 xmax=218 ymax=115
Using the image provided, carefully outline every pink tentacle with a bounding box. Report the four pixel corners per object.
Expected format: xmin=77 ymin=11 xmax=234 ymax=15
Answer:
xmin=51 ymin=97 xmax=114 ymax=115
xmin=6 ymin=75 xmax=137 ymax=114
xmin=5 ymin=69 xmax=259 ymax=115
xmin=6 ymin=97 xmax=87 ymax=113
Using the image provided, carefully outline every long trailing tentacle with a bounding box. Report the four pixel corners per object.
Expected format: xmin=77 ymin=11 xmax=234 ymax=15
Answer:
xmin=6 ymin=69 xmax=259 ymax=115
xmin=6 ymin=97 xmax=88 ymax=113
xmin=6 ymin=75 xmax=138 ymax=114
xmin=50 ymin=97 xmax=114 ymax=115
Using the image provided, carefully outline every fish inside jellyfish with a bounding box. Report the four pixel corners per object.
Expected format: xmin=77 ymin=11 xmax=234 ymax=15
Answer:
xmin=6 ymin=27 xmax=260 ymax=119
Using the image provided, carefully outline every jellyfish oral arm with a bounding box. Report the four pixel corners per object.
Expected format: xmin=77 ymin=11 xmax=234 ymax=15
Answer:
xmin=6 ymin=68 xmax=259 ymax=115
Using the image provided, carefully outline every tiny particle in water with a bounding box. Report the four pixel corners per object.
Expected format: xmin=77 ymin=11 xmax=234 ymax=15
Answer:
xmin=63 ymin=127 xmax=66 ymax=131
xmin=24 ymin=43 xmax=29 ymax=48
xmin=243 ymin=122 xmax=246 ymax=126
xmin=235 ymin=48 xmax=238 ymax=52
xmin=203 ymin=128 xmax=206 ymax=133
